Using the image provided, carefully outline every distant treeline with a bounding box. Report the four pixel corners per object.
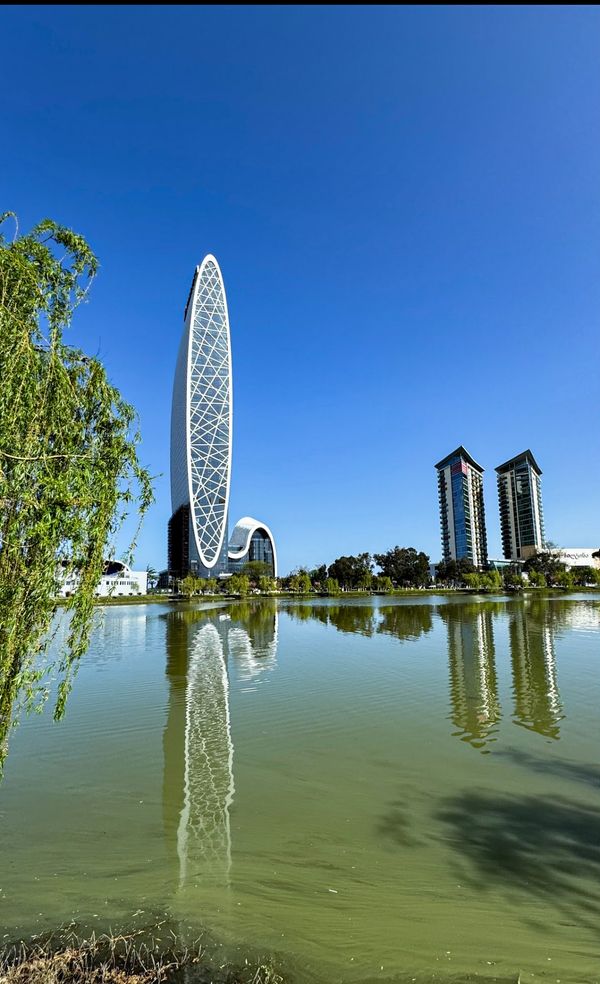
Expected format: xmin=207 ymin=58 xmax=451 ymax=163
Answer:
xmin=282 ymin=548 xmax=600 ymax=593
xmin=282 ymin=547 xmax=430 ymax=593
xmin=175 ymin=548 xmax=600 ymax=598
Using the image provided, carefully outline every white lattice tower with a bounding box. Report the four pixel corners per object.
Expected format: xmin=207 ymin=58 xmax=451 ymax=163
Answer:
xmin=170 ymin=255 xmax=232 ymax=570
xmin=188 ymin=259 xmax=231 ymax=565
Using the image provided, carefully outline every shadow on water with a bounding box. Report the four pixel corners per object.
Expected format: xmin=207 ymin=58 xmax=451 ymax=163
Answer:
xmin=497 ymin=746 xmax=600 ymax=790
xmin=435 ymin=790 xmax=600 ymax=932
xmin=376 ymin=795 xmax=425 ymax=848
xmin=378 ymin=784 xmax=600 ymax=934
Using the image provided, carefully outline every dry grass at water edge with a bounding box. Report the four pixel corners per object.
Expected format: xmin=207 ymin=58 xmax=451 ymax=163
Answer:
xmin=0 ymin=928 xmax=284 ymax=984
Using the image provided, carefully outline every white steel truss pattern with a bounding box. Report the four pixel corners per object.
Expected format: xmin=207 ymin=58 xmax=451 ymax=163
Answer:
xmin=185 ymin=256 xmax=232 ymax=568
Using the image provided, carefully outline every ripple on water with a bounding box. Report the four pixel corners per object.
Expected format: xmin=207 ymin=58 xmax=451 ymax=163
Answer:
xmin=1 ymin=596 xmax=599 ymax=984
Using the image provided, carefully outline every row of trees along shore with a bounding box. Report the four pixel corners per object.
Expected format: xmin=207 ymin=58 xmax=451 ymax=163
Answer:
xmin=176 ymin=547 xmax=600 ymax=597
xmin=176 ymin=549 xmax=427 ymax=597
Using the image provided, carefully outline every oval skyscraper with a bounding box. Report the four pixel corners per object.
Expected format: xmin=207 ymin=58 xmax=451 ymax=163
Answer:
xmin=170 ymin=255 xmax=233 ymax=577
xmin=167 ymin=255 xmax=276 ymax=584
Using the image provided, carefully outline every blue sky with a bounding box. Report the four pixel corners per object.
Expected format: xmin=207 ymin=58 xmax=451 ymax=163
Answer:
xmin=2 ymin=5 xmax=599 ymax=572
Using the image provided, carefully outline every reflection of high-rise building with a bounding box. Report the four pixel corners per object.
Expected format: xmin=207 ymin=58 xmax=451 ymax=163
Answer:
xmin=163 ymin=613 xmax=234 ymax=890
xmin=509 ymin=606 xmax=562 ymax=739
xmin=177 ymin=622 xmax=234 ymax=887
xmin=435 ymin=447 xmax=488 ymax=568
xmin=441 ymin=606 xmax=500 ymax=751
xmin=496 ymin=450 xmax=544 ymax=562
xmin=163 ymin=606 xmax=279 ymax=890
xmin=168 ymin=255 xmax=276 ymax=580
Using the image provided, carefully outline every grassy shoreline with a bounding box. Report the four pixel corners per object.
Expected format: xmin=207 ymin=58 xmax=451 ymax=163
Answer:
xmin=53 ymin=585 xmax=600 ymax=607
xmin=0 ymin=926 xmax=283 ymax=984
xmin=0 ymin=923 xmax=532 ymax=983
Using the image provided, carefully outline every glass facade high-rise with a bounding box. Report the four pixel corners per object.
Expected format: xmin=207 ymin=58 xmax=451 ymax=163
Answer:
xmin=168 ymin=255 xmax=277 ymax=581
xmin=435 ymin=446 xmax=488 ymax=568
xmin=496 ymin=450 xmax=544 ymax=561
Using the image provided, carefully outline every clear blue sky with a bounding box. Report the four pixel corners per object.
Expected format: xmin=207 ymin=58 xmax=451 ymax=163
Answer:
xmin=3 ymin=5 xmax=599 ymax=572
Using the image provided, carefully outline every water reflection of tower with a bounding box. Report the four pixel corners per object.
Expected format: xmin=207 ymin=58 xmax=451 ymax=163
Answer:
xmin=226 ymin=602 xmax=278 ymax=685
xmin=163 ymin=606 xmax=278 ymax=893
xmin=441 ymin=606 xmax=500 ymax=751
xmin=163 ymin=612 xmax=233 ymax=891
xmin=509 ymin=605 xmax=563 ymax=739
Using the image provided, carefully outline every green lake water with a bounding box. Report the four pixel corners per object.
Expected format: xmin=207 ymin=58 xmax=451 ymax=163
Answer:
xmin=1 ymin=595 xmax=598 ymax=983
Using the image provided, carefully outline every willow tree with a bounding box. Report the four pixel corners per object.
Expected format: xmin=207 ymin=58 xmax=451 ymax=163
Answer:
xmin=0 ymin=213 xmax=153 ymax=772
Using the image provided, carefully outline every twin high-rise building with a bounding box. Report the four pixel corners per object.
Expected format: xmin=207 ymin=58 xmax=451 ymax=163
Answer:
xmin=435 ymin=447 xmax=488 ymax=567
xmin=496 ymin=451 xmax=545 ymax=561
xmin=168 ymin=255 xmax=277 ymax=581
xmin=435 ymin=446 xmax=545 ymax=566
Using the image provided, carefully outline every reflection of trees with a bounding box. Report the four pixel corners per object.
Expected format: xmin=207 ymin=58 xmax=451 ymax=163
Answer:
xmin=436 ymin=790 xmax=600 ymax=931
xmin=280 ymin=602 xmax=321 ymax=624
xmin=326 ymin=604 xmax=376 ymax=636
xmin=438 ymin=605 xmax=500 ymax=752
xmin=524 ymin=596 xmax=600 ymax=635
xmin=282 ymin=600 xmax=434 ymax=642
xmin=281 ymin=601 xmax=376 ymax=635
xmin=509 ymin=603 xmax=563 ymax=740
xmin=376 ymin=604 xmax=433 ymax=642
xmin=226 ymin=602 xmax=278 ymax=683
xmin=228 ymin=600 xmax=278 ymax=652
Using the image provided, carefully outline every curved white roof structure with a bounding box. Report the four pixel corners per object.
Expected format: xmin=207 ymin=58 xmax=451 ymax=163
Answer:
xmin=170 ymin=255 xmax=233 ymax=570
xmin=228 ymin=516 xmax=278 ymax=578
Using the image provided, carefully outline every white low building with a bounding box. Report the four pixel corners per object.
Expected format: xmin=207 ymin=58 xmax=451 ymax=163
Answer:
xmin=550 ymin=548 xmax=600 ymax=570
xmin=59 ymin=560 xmax=148 ymax=598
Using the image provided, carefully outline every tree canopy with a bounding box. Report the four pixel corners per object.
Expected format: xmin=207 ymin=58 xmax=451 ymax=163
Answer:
xmin=523 ymin=551 xmax=567 ymax=586
xmin=227 ymin=573 xmax=250 ymax=596
xmin=0 ymin=214 xmax=153 ymax=772
xmin=308 ymin=564 xmax=327 ymax=590
xmin=571 ymin=566 xmax=600 ymax=586
xmin=241 ymin=560 xmax=272 ymax=586
xmin=287 ymin=570 xmax=312 ymax=594
xmin=327 ymin=553 xmax=373 ymax=590
xmin=374 ymin=546 xmax=431 ymax=587
xmin=434 ymin=557 xmax=476 ymax=585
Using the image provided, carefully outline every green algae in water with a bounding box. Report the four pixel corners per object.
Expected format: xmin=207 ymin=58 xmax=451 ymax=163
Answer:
xmin=1 ymin=596 xmax=598 ymax=983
